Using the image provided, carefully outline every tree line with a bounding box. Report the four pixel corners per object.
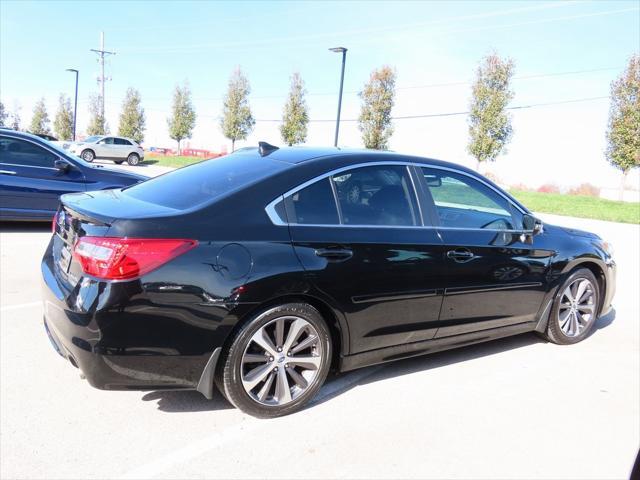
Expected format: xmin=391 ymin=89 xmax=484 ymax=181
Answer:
xmin=0 ymin=53 xmax=637 ymax=191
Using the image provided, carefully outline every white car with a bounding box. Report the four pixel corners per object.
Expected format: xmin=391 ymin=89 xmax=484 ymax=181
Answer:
xmin=69 ymin=135 xmax=145 ymax=166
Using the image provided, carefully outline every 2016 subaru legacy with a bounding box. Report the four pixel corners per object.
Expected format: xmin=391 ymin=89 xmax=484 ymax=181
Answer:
xmin=42 ymin=144 xmax=616 ymax=418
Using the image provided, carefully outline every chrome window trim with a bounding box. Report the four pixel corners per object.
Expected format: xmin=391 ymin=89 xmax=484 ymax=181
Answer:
xmin=0 ymin=162 xmax=57 ymax=171
xmin=264 ymin=160 xmax=527 ymax=229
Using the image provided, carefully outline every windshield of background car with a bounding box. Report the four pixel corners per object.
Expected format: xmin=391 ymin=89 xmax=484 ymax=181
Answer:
xmin=122 ymin=151 xmax=290 ymax=210
xmin=84 ymin=136 xmax=102 ymax=143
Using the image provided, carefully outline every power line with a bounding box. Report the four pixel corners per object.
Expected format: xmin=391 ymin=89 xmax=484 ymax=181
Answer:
xmin=132 ymin=65 xmax=621 ymax=103
xmin=118 ymin=4 xmax=636 ymax=55
xmin=252 ymin=96 xmax=609 ymax=123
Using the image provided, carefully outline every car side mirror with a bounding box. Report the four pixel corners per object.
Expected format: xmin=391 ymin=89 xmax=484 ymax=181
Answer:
xmin=523 ymin=214 xmax=543 ymax=235
xmin=54 ymin=158 xmax=71 ymax=172
xmin=424 ymin=174 xmax=442 ymax=187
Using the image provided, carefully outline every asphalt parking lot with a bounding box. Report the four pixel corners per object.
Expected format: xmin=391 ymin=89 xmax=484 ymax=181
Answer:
xmin=89 ymin=158 xmax=174 ymax=178
xmin=1 ymin=213 xmax=638 ymax=479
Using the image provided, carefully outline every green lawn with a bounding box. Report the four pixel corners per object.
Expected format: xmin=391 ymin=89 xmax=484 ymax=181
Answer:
xmin=510 ymin=189 xmax=640 ymax=224
xmin=143 ymin=155 xmax=206 ymax=168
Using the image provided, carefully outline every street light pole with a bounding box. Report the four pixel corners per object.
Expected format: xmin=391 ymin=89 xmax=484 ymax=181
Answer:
xmin=66 ymin=69 xmax=79 ymax=141
xmin=329 ymin=47 xmax=347 ymax=147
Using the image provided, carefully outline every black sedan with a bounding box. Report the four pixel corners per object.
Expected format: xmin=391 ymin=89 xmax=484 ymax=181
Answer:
xmin=0 ymin=128 xmax=147 ymax=221
xmin=41 ymin=144 xmax=616 ymax=417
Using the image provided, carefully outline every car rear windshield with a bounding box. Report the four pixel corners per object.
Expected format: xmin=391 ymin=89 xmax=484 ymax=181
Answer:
xmin=122 ymin=151 xmax=290 ymax=210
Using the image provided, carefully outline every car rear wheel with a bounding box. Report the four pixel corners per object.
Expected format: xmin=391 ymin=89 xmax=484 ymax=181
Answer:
xmin=544 ymin=268 xmax=599 ymax=345
xmin=81 ymin=149 xmax=95 ymax=162
xmin=216 ymin=303 xmax=332 ymax=418
xmin=127 ymin=153 xmax=140 ymax=166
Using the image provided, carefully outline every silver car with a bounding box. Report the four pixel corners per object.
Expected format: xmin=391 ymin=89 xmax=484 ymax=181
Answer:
xmin=69 ymin=135 xmax=145 ymax=166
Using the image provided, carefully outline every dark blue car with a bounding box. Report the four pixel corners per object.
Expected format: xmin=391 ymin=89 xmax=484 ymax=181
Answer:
xmin=0 ymin=128 xmax=147 ymax=221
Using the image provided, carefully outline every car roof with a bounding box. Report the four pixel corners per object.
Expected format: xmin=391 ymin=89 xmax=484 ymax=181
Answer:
xmin=258 ymin=145 xmax=478 ymax=175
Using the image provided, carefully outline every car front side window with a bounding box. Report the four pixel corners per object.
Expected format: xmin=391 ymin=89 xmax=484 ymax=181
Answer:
xmin=0 ymin=137 xmax=58 ymax=168
xmin=422 ymin=167 xmax=517 ymax=230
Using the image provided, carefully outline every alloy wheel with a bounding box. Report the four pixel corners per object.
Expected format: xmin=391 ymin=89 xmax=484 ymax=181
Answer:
xmin=558 ymin=278 xmax=597 ymax=337
xmin=240 ymin=316 xmax=323 ymax=406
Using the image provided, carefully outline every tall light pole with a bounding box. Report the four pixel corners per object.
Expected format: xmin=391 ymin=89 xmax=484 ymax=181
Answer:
xmin=66 ymin=69 xmax=79 ymax=141
xmin=329 ymin=47 xmax=347 ymax=147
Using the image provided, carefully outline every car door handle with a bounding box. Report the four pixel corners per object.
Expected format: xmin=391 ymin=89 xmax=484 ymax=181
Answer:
xmin=0 ymin=169 xmax=16 ymax=175
xmin=446 ymin=248 xmax=475 ymax=262
xmin=314 ymin=248 xmax=353 ymax=262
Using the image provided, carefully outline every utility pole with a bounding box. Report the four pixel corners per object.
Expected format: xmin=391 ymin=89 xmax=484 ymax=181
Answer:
xmin=65 ymin=69 xmax=79 ymax=141
xmin=90 ymin=32 xmax=115 ymax=122
xmin=329 ymin=47 xmax=348 ymax=147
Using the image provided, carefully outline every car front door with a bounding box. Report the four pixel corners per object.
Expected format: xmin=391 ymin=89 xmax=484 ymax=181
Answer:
xmin=0 ymin=136 xmax=86 ymax=217
xmin=418 ymin=167 xmax=554 ymax=338
xmin=285 ymin=163 xmax=446 ymax=354
xmin=95 ymin=137 xmax=115 ymax=159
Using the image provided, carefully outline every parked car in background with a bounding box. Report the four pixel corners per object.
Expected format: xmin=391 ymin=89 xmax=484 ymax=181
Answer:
xmin=41 ymin=143 xmax=616 ymax=418
xmin=0 ymin=129 xmax=147 ymax=221
xmin=69 ymin=135 xmax=145 ymax=166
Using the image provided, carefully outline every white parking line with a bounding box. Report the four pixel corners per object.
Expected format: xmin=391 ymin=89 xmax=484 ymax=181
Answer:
xmin=0 ymin=301 xmax=42 ymax=312
xmin=118 ymin=365 xmax=384 ymax=479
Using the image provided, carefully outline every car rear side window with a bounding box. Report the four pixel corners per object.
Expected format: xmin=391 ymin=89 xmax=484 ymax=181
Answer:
xmin=421 ymin=167 xmax=516 ymax=230
xmin=285 ymin=178 xmax=339 ymax=225
xmin=115 ymin=138 xmax=132 ymax=146
xmin=283 ymin=165 xmax=419 ymax=227
xmin=0 ymin=137 xmax=57 ymax=168
xmin=123 ymin=152 xmax=289 ymax=210
xmin=332 ymin=165 xmax=419 ymax=226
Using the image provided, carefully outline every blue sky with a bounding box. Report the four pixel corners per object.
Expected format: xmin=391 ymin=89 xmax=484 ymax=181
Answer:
xmin=1 ymin=0 xmax=638 ymax=189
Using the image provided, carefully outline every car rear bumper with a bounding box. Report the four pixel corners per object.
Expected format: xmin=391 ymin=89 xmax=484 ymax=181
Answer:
xmin=41 ymin=246 xmax=213 ymax=392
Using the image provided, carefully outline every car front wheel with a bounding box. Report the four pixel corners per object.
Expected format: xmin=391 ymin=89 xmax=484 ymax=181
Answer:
xmin=544 ymin=268 xmax=600 ymax=345
xmin=127 ymin=153 xmax=140 ymax=166
xmin=217 ymin=303 xmax=332 ymax=418
xmin=81 ymin=149 xmax=95 ymax=162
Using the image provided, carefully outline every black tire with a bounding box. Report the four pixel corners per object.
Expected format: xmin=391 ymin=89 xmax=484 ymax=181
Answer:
xmin=81 ymin=149 xmax=95 ymax=162
xmin=114 ymin=159 xmax=125 ymax=165
xmin=543 ymin=268 xmax=600 ymax=345
xmin=127 ymin=153 xmax=140 ymax=166
xmin=216 ymin=303 xmax=332 ymax=418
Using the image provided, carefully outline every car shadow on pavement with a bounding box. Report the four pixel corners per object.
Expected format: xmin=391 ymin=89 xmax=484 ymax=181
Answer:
xmin=142 ymin=309 xmax=616 ymax=414
xmin=141 ymin=389 xmax=234 ymax=412
xmin=309 ymin=309 xmax=617 ymax=410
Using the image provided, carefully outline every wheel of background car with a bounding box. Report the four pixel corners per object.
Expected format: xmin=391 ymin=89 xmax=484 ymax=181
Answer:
xmin=216 ymin=302 xmax=332 ymax=418
xmin=81 ymin=149 xmax=95 ymax=162
xmin=114 ymin=160 xmax=125 ymax=165
xmin=543 ymin=267 xmax=599 ymax=345
xmin=127 ymin=153 xmax=140 ymax=166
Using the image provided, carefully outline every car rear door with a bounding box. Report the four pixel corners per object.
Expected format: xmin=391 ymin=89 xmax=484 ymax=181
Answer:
xmin=418 ymin=166 xmax=554 ymax=337
xmin=284 ymin=163 xmax=446 ymax=355
xmin=0 ymin=135 xmax=86 ymax=218
xmin=114 ymin=138 xmax=132 ymax=159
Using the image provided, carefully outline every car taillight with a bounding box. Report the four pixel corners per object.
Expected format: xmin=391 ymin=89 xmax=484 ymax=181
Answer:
xmin=73 ymin=237 xmax=197 ymax=280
